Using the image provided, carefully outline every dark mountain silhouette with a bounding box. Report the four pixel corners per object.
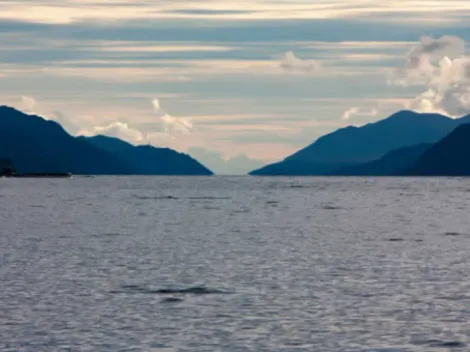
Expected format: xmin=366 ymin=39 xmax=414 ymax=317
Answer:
xmin=83 ymin=135 xmax=213 ymax=175
xmin=0 ymin=106 xmax=213 ymax=175
xmin=251 ymin=110 xmax=470 ymax=176
xmin=0 ymin=106 xmax=132 ymax=174
xmin=82 ymin=135 xmax=134 ymax=154
xmin=332 ymin=144 xmax=431 ymax=176
xmin=405 ymin=123 xmax=470 ymax=176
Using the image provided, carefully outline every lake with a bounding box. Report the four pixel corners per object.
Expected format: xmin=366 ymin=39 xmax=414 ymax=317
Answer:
xmin=1 ymin=177 xmax=470 ymax=351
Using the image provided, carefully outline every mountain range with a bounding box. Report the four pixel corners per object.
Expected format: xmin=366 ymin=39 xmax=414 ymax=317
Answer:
xmin=0 ymin=106 xmax=213 ymax=175
xmin=250 ymin=110 xmax=470 ymax=176
xmin=3 ymin=105 xmax=470 ymax=177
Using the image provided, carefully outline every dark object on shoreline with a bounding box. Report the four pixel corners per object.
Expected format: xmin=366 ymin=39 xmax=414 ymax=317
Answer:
xmin=10 ymin=172 xmax=72 ymax=178
xmin=1 ymin=159 xmax=72 ymax=178
xmin=0 ymin=158 xmax=16 ymax=176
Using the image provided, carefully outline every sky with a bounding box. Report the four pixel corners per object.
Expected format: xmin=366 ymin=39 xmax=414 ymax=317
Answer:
xmin=1 ymin=0 xmax=470 ymax=174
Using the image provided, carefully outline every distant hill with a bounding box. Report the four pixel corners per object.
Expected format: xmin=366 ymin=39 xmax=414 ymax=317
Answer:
xmin=251 ymin=110 xmax=470 ymax=176
xmin=82 ymin=135 xmax=134 ymax=154
xmin=332 ymin=144 xmax=431 ymax=176
xmin=0 ymin=106 xmax=132 ymax=174
xmin=249 ymin=159 xmax=354 ymax=176
xmin=0 ymin=106 xmax=213 ymax=175
xmin=405 ymin=123 xmax=470 ymax=176
xmin=84 ymin=135 xmax=213 ymax=175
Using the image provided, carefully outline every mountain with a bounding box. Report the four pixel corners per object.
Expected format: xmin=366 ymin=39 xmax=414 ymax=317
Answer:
xmin=0 ymin=106 xmax=132 ymax=174
xmin=82 ymin=135 xmax=134 ymax=154
xmin=251 ymin=110 xmax=470 ymax=176
xmin=84 ymin=135 xmax=213 ymax=175
xmin=188 ymin=147 xmax=265 ymax=175
xmin=405 ymin=123 xmax=470 ymax=176
xmin=332 ymin=144 xmax=431 ymax=176
xmin=250 ymin=159 xmax=354 ymax=176
xmin=0 ymin=106 xmax=213 ymax=175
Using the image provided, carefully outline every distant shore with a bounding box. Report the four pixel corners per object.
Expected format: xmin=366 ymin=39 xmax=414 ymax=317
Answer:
xmin=2 ymin=172 xmax=72 ymax=178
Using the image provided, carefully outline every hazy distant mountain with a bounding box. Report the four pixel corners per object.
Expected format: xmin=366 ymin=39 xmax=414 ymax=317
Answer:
xmin=251 ymin=110 xmax=470 ymax=176
xmin=84 ymin=135 xmax=213 ymax=175
xmin=188 ymin=147 xmax=264 ymax=175
xmin=249 ymin=159 xmax=354 ymax=176
xmin=0 ymin=106 xmax=213 ymax=175
xmin=332 ymin=144 xmax=431 ymax=176
xmin=405 ymin=124 xmax=470 ymax=176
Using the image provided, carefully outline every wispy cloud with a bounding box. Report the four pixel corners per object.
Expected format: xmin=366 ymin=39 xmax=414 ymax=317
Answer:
xmin=1 ymin=1 xmax=469 ymax=24
xmin=280 ymin=51 xmax=322 ymax=73
xmin=152 ymin=99 xmax=193 ymax=135
xmin=341 ymin=107 xmax=378 ymax=121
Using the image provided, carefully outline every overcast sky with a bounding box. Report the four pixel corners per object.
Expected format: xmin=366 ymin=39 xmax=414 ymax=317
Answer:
xmin=1 ymin=0 xmax=470 ymax=173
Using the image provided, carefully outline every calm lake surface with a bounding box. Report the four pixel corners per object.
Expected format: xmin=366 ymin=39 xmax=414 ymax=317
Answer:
xmin=1 ymin=177 xmax=470 ymax=352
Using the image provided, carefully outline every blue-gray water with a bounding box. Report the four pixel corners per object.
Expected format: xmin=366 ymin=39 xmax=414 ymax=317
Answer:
xmin=1 ymin=177 xmax=470 ymax=352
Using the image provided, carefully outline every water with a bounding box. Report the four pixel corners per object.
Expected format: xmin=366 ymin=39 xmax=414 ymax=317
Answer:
xmin=1 ymin=177 xmax=470 ymax=352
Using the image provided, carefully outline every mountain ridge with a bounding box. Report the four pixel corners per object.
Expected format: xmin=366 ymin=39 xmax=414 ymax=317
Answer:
xmin=405 ymin=123 xmax=470 ymax=176
xmin=251 ymin=110 xmax=470 ymax=176
xmin=84 ymin=135 xmax=213 ymax=175
xmin=0 ymin=106 xmax=213 ymax=175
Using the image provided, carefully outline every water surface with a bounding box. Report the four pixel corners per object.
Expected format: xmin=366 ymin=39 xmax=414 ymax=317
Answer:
xmin=1 ymin=177 xmax=470 ymax=351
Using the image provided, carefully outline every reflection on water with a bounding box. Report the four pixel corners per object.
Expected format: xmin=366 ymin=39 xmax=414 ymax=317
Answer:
xmin=1 ymin=176 xmax=470 ymax=351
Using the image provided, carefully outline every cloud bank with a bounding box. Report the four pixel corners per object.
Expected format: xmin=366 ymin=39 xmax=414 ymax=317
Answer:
xmin=390 ymin=35 xmax=470 ymax=116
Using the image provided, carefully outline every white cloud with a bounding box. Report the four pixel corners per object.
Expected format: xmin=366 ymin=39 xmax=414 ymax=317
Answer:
xmin=18 ymin=96 xmax=147 ymax=143
xmin=280 ymin=51 xmax=321 ymax=73
xmin=78 ymin=122 xmax=146 ymax=144
xmin=409 ymin=36 xmax=465 ymax=64
xmin=152 ymin=99 xmax=193 ymax=135
xmin=341 ymin=107 xmax=378 ymax=121
xmin=21 ymin=95 xmax=36 ymax=113
xmin=49 ymin=110 xmax=80 ymax=135
xmin=390 ymin=35 xmax=470 ymax=117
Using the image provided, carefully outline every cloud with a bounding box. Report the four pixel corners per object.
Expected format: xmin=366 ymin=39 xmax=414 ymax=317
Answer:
xmin=21 ymin=95 xmax=36 ymax=113
xmin=341 ymin=107 xmax=378 ymax=121
xmin=188 ymin=147 xmax=264 ymax=175
xmin=408 ymin=36 xmax=465 ymax=67
xmin=390 ymin=35 xmax=470 ymax=116
xmin=408 ymin=83 xmax=470 ymax=116
xmin=1 ymin=1 xmax=470 ymax=24
xmin=391 ymin=36 xmax=466 ymax=86
xmin=51 ymin=110 xmax=80 ymax=135
xmin=18 ymin=96 xmax=148 ymax=143
xmin=152 ymin=99 xmax=193 ymax=135
xmin=78 ymin=122 xmax=146 ymax=144
xmin=280 ymin=51 xmax=321 ymax=73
